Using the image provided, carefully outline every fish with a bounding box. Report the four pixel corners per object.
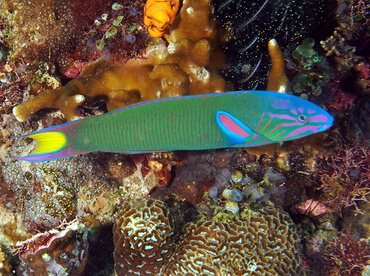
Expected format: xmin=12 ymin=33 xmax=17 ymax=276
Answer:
xmin=14 ymin=91 xmax=333 ymax=162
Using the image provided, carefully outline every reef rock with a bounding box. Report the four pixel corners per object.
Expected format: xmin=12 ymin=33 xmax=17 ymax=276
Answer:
xmin=14 ymin=220 xmax=89 ymax=276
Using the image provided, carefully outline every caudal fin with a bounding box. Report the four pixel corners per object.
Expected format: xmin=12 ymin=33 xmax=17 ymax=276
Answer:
xmin=16 ymin=131 xmax=71 ymax=162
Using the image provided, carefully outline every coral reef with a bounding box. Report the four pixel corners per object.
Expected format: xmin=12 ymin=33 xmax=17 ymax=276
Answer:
xmin=323 ymin=234 xmax=370 ymax=275
xmin=2 ymin=0 xmax=370 ymax=275
xmin=212 ymin=0 xmax=335 ymax=90
xmin=321 ymin=0 xmax=370 ymax=74
xmin=144 ymin=0 xmax=180 ymax=37
xmin=0 ymin=0 xmax=79 ymax=64
xmin=288 ymin=37 xmax=333 ymax=99
xmin=84 ymin=0 xmax=148 ymax=65
xmin=162 ymin=207 xmax=301 ymax=275
xmin=314 ymin=142 xmax=370 ymax=215
xmin=151 ymin=149 xmax=256 ymax=205
xmin=12 ymin=0 xmax=225 ymax=122
xmin=112 ymin=198 xmax=302 ymax=275
xmin=14 ymin=219 xmax=89 ymax=275
xmin=0 ymin=0 xmax=149 ymax=76
xmin=113 ymin=197 xmax=176 ymax=275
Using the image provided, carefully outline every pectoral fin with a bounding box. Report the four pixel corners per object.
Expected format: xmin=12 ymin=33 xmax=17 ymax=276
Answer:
xmin=216 ymin=111 xmax=257 ymax=145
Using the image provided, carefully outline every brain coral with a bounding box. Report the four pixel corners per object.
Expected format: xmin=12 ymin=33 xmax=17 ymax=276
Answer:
xmin=161 ymin=207 xmax=302 ymax=275
xmin=113 ymin=198 xmax=176 ymax=276
xmin=113 ymin=198 xmax=302 ymax=275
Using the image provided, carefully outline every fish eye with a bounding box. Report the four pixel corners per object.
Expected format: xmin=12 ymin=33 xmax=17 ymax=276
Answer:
xmin=298 ymin=115 xmax=307 ymax=122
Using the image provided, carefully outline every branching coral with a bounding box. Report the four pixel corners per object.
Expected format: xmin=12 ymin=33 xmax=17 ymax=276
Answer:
xmin=12 ymin=0 xmax=226 ymax=122
xmin=0 ymin=245 xmax=12 ymax=275
xmin=13 ymin=37 xmax=225 ymax=121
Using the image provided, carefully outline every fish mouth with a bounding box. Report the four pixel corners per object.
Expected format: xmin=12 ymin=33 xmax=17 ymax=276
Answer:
xmin=318 ymin=114 xmax=334 ymax=132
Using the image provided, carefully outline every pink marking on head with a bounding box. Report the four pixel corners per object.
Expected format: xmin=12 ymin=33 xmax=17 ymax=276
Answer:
xmin=285 ymin=125 xmax=319 ymax=139
xmin=264 ymin=122 xmax=302 ymax=138
xmin=270 ymin=130 xmax=287 ymax=140
xmin=298 ymin=107 xmax=304 ymax=113
xmin=255 ymin=115 xmax=265 ymax=131
xmin=220 ymin=114 xmax=250 ymax=137
xmin=261 ymin=120 xmax=271 ymax=131
xmin=308 ymin=114 xmax=329 ymax=123
xmin=269 ymin=113 xmax=296 ymax=121
xmin=290 ymin=109 xmax=298 ymax=115
xmin=307 ymin=109 xmax=316 ymax=114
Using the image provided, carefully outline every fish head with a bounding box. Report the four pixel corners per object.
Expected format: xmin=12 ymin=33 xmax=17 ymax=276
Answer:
xmin=256 ymin=93 xmax=334 ymax=142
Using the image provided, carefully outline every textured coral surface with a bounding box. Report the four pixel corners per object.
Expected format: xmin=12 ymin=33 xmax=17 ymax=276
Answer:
xmin=162 ymin=207 xmax=302 ymax=275
xmin=1 ymin=0 xmax=370 ymax=275
xmin=113 ymin=198 xmax=176 ymax=275
xmin=113 ymin=198 xmax=302 ymax=275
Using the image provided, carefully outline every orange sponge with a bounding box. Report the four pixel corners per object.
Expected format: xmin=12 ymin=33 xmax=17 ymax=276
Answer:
xmin=144 ymin=0 xmax=181 ymax=38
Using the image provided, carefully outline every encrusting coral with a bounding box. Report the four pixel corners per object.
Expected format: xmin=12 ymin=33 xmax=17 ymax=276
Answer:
xmin=144 ymin=0 xmax=181 ymax=38
xmin=113 ymin=198 xmax=302 ymax=275
xmin=12 ymin=0 xmax=226 ymax=122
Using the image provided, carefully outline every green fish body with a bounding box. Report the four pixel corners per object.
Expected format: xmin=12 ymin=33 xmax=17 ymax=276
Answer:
xmin=17 ymin=91 xmax=333 ymax=161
